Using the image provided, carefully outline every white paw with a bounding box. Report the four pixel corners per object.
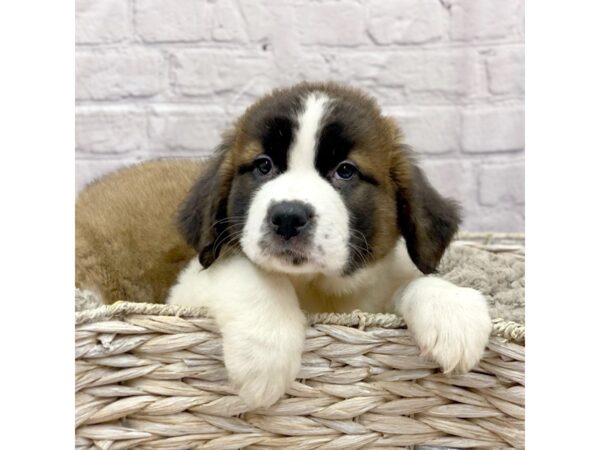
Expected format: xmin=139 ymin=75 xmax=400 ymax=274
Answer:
xmin=221 ymin=325 xmax=304 ymax=409
xmin=397 ymin=277 xmax=492 ymax=374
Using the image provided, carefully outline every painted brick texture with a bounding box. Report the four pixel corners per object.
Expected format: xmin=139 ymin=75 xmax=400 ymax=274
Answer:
xmin=75 ymin=0 xmax=524 ymax=232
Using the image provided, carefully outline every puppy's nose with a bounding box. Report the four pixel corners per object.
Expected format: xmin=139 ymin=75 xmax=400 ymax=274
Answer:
xmin=269 ymin=201 xmax=313 ymax=240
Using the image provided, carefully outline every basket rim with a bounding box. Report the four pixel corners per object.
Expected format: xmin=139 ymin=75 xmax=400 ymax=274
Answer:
xmin=75 ymin=301 xmax=524 ymax=344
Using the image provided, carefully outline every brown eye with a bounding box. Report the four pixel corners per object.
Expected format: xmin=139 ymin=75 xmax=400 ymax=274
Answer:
xmin=334 ymin=161 xmax=357 ymax=180
xmin=254 ymin=155 xmax=273 ymax=175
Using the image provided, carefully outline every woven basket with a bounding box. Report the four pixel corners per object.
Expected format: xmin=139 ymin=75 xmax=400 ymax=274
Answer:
xmin=75 ymin=233 xmax=525 ymax=450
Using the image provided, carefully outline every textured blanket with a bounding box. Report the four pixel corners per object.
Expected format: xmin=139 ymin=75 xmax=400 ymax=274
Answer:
xmin=438 ymin=237 xmax=525 ymax=324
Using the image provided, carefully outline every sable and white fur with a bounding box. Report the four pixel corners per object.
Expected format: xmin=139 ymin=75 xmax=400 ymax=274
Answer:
xmin=166 ymin=87 xmax=492 ymax=409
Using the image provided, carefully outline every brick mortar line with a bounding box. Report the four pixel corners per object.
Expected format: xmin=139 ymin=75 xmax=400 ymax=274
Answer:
xmin=75 ymin=39 xmax=525 ymax=54
xmin=75 ymin=98 xmax=525 ymax=108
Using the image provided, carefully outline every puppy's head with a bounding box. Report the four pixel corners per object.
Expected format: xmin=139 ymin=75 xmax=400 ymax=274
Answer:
xmin=179 ymin=82 xmax=460 ymax=276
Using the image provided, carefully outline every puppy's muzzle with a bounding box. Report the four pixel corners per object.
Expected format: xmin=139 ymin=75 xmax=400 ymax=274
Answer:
xmin=269 ymin=201 xmax=314 ymax=241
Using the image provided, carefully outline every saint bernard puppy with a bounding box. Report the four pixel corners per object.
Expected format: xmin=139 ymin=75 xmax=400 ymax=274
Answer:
xmin=76 ymin=82 xmax=492 ymax=409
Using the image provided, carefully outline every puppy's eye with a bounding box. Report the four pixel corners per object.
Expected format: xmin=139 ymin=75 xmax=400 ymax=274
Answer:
xmin=254 ymin=155 xmax=273 ymax=175
xmin=334 ymin=161 xmax=358 ymax=180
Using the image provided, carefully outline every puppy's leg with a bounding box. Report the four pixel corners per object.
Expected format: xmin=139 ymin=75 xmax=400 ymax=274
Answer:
xmin=167 ymin=255 xmax=306 ymax=409
xmin=393 ymin=276 xmax=492 ymax=374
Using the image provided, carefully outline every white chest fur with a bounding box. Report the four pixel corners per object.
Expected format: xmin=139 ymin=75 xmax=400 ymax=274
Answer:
xmin=289 ymin=239 xmax=422 ymax=314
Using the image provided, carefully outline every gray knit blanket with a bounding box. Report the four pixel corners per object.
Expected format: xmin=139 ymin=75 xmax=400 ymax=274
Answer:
xmin=438 ymin=238 xmax=525 ymax=324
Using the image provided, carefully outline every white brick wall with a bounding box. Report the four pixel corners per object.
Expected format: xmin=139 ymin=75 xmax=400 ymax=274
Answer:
xmin=76 ymin=0 xmax=524 ymax=232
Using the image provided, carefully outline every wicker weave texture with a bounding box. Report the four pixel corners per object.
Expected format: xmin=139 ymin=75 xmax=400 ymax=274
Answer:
xmin=76 ymin=314 xmax=524 ymax=450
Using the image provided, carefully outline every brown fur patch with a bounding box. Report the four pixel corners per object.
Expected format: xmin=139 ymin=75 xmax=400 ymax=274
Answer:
xmin=76 ymin=160 xmax=204 ymax=304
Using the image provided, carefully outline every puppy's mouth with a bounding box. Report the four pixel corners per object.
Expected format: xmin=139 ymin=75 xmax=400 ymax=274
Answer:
xmin=261 ymin=238 xmax=312 ymax=266
xmin=270 ymin=247 xmax=309 ymax=266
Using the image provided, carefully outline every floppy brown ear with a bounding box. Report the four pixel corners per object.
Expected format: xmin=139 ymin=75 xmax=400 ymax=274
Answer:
xmin=391 ymin=143 xmax=461 ymax=274
xmin=178 ymin=133 xmax=235 ymax=268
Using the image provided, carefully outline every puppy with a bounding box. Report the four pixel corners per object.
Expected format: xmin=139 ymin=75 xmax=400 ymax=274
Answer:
xmin=76 ymin=82 xmax=492 ymax=409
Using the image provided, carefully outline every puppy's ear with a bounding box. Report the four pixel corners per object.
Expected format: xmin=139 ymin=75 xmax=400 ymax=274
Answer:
xmin=178 ymin=132 xmax=235 ymax=268
xmin=391 ymin=141 xmax=461 ymax=274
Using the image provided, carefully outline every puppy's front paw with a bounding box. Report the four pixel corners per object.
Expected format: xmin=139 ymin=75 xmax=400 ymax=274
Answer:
xmin=222 ymin=327 xmax=304 ymax=409
xmin=398 ymin=277 xmax=492 ymax=374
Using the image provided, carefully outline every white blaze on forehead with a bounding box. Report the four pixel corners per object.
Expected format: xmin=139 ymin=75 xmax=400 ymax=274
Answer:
xmin=288 ymin=93 xmax=330 ymax=172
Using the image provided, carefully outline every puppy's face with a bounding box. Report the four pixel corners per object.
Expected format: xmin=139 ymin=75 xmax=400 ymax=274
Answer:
xmin=234 ymin=91 xmax=398 ymax=276
xmin=179 ymin=83 xmax=460 ymax=277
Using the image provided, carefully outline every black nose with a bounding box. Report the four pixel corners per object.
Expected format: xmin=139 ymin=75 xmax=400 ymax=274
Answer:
xmin=269 ymin=201 xmax=313 ymax=240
